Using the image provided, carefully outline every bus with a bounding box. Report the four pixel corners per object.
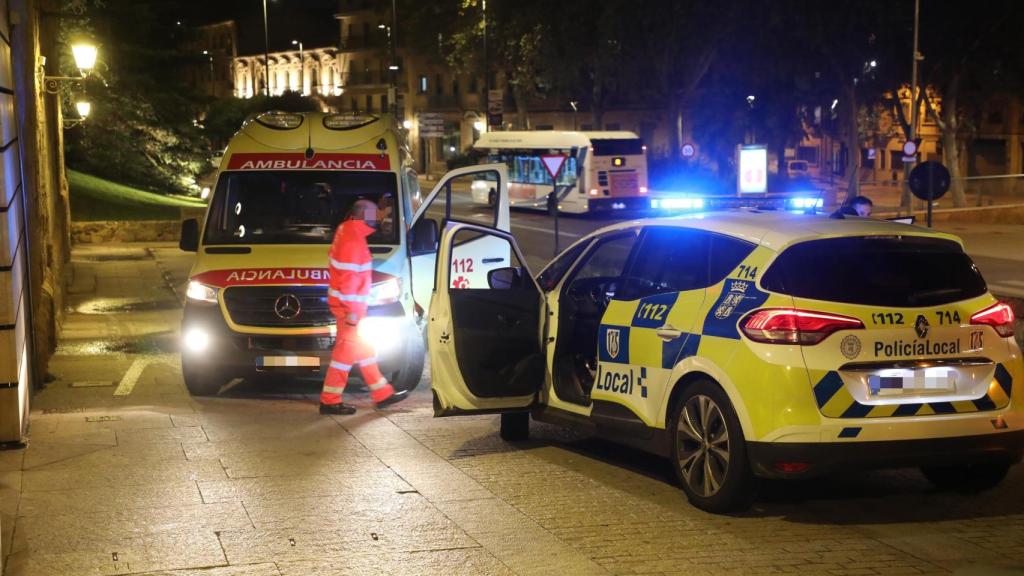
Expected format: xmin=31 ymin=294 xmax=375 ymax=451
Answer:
xmin=471 ymin=131 xmax=649 ymax=214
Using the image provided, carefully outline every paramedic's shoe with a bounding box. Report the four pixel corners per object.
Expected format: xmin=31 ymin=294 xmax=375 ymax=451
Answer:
xmin=320 ymin=403 xmax=357 ymax=416
xmin=375 ymin=390 xmax=409 ymax=409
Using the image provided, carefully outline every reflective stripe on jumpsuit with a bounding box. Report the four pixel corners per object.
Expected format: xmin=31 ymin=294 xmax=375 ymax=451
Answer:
xmin=321 ymin=219 xmax=395 ymax=405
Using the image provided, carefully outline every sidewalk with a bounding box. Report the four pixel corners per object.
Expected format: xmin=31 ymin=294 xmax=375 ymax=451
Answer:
xmin=0 ymin=244 xmax=601 ymax=576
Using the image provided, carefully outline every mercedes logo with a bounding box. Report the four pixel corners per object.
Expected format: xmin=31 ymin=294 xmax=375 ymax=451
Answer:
xmin=274 ymin=293 xmax=302 ymax=320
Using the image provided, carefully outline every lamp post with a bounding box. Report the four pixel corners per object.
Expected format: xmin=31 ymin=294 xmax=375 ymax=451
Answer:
xmin=202 ymin=50 xmax=214 ymax=97
xmin=291 ymin=40 xmax=304 ymax=95
xmin=42 ymin=41 xmax=98 ymax=128
xmin=262 ymin=0 xmax=270 ymax=97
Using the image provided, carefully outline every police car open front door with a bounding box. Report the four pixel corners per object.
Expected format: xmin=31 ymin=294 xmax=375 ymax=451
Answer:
xmin=428 ymin=222 xmax=544 ymax=415
xmin=409 ymin=164 xmax=510 ymax=314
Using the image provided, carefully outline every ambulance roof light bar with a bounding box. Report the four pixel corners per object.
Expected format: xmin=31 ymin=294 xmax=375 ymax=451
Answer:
xmin=322 ymin=113 xmax=379 ymax=131
xmin=254 ymin=111 xmax=304 ymax=130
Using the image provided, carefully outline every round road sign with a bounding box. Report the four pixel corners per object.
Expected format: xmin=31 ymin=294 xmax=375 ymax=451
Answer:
xmin=681 ymin=143 xmax=696 ymax=158
xmin=902 ymin=140 xmax=918 ymax=157
xmin=908 ymin=161 xmax=951 ymax=202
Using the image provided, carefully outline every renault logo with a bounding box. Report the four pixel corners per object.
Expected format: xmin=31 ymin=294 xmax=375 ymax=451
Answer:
xmin=274 ymin=293 xmax=302 ymax=320
xmin=914 ymin=314 xmax=930 ymax=339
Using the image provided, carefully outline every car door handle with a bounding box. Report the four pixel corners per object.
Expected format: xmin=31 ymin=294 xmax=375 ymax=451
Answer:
xmin=656 ymin=325 xmax=683 ymax=341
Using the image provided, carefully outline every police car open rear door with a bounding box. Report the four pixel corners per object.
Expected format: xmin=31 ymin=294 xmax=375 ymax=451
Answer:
xmin=409 ymin=164 xmax=510 ymax=314
xmin=429 ymin=222 xmax=544 ymax=415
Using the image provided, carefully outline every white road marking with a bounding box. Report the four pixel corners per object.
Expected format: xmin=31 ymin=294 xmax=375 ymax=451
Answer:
xmin=113 ymin=358 xmax=149 ymax=397
xmin=988 ymin=283 xmax=1024 ymax=298
xmin=511 ymin=222 xmax=585 ymax=238
xmin=113 ymin=355 xmax=178 ymax=397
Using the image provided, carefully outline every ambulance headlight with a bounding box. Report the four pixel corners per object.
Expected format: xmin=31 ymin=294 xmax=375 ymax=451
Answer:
xmin=183 ymin=327 xmax=211 ymax=353
xmin=369 ymin=277 xmax=401 ymax=305
xmin=186 ymin=281 xmax=219 ymax=304
xmin=358 ymin=317 xmax=402 ymax=354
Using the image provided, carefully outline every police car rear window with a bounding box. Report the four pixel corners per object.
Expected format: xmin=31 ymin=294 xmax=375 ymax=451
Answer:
xmin=760 ymin=236 xmax=987 ymax=307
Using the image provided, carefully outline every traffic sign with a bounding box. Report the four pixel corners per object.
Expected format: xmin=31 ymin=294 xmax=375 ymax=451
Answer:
xmin=681 ymin=143 xmax=696 ymax=158
xmin=418 ymin=113 xmax=444 ymax=138
xmin=541 ymin=155 xmax=567 ymax=181
xmin=908 ymin=161 xmax=950 ymax=201
xmin=901 ymin=140 xmax=918 ymax=163
xmin=909 ymin=161 xmax=951 ymax=228
xmin=488 ymin=89 xmax=504 ymax=115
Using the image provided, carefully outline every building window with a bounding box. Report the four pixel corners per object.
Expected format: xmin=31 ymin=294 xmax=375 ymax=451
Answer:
xmin=380 ymin=94 xmax=388 ymax=111
xmin=435 ymin=74 xmax=443 ymax=95
xmin=469 ymin=75 xmax=478 ymax=93
xmin=797 ymin=146 xmax=818 ymax=164
xmin=452 ymin=79 xmax=459 ymax=95
xmin=418 ymin=75 xmax=427 ymax=93
xmin=606 ymin=123 xmax=621 ymax=131
xmin=366 ymin=94 xmax=373 ymax=112
xmin=860 ymin=148 xmax=875 ymax=169
xmin=987 ymin=110 xmax=1004 ymax=125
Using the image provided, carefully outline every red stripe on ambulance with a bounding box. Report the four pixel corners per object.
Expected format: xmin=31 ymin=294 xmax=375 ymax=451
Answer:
xmin=191 ymin=268 xmax=393 ymax=288
xmin=226 ymin=153 xmax=391 ymax=171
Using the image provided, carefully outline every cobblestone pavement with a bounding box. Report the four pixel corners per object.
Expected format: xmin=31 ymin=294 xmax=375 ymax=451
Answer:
xmin=2 ymin=243 xmax=1024 ymax=575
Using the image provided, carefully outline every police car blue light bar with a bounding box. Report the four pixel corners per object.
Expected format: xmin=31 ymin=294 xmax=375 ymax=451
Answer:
xmin=786 ymin=197 xmax=824 ymax=210
xmin=651 ymin=197 xmax=705 ymax=210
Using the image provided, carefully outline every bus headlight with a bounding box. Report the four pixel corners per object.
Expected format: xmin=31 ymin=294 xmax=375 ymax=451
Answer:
xmin=186 ymin=281 xmax=219 ymax=304
xmin=358 ymin=317 xmax=403 ymax=354
xmin=183 ymin=327 xmax=211 ymax=353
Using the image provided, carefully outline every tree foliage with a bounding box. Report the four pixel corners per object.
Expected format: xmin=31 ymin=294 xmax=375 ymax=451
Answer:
xmin=61 ymin=0 xmax=210 ymax=196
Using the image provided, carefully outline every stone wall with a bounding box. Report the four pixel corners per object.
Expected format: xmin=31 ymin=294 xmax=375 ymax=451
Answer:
xmin=72 ymin=220 xmax=183 ymax=244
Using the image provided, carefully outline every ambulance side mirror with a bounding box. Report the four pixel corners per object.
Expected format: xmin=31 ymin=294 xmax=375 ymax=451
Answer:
xmin=180 ymin=218 xmax=199 ymax=252
xmin=410 ymin=218 xmax=438 ymax=256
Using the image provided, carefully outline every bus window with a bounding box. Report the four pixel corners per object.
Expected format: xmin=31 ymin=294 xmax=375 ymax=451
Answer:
xmin=591 ymin=139 xmax=644 ymax=156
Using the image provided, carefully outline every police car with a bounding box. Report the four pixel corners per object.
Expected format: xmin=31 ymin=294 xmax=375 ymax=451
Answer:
xmin=427 ymin=211 xmax=1024 ymax=512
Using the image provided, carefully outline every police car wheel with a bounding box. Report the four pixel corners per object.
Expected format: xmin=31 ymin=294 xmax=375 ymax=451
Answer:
xmin=670 ymin=380 xmax=757 ymax=513
xmin=920 ymin=462 xmax=1011 ymax=493
xmin=182 ymin=363 xmax=223 ymax=397
xmin=500 ymin=412 xmax=530 ymax=441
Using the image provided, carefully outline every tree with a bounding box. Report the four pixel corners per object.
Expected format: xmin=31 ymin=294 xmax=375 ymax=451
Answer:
xmin=61 ymin=0 xmax=211 ymax=195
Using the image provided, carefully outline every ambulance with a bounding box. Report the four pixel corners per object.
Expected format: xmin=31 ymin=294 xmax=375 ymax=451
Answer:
xmin=426 ymin=211 xmax=1024 ymax=512
xmin=178 ymin=111 xmax=511 ymax=396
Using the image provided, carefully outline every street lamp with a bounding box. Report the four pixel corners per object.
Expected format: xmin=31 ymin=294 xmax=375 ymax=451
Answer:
xmin=291 ymin=40 xmax=304 ymax=95
xmin=202 ymin=50 xmax=214 ymax=97
xmin=71 ymin=43 xmax=97 ymax=72
xmin=40 ymin=41 xmax=99 ymax=128
xmin=569 ymin=100 xmax=578 ymax=131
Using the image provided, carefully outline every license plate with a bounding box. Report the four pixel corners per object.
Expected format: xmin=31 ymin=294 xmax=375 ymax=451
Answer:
xmin=256 ymin=356 xmax=321 ymax=368
xmin=868 ymin=367 xmax=956 ymax=397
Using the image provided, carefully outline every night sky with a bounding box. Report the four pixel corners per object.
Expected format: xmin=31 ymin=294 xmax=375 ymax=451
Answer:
xmin=176 ymin=0 xmax=340 ymax=54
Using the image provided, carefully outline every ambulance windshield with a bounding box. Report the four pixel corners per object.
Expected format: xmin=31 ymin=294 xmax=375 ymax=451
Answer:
xmin=203 ymin=170 xmax=399 ymax=245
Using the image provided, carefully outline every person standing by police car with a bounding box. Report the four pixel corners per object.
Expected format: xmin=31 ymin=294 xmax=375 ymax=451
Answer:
xmin=320 ymin=199 xmax=408 ymax=415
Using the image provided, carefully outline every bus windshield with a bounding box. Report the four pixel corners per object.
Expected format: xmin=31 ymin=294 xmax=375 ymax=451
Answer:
xmin=488 ymin=153 xmax=579 ymax=186
xmin=203 ymin=170 xmax=399 ymax=245
xmin=591 ymin=138 xmax=644 ymax=156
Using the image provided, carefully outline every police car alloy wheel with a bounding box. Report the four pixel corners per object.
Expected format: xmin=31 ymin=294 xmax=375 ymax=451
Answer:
xmin=670 ymin=379 xmax=757 ymax=512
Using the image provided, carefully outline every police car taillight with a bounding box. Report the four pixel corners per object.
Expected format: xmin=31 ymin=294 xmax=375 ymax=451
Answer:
xmin=741 ymin=308 xmax=864 ymax=345
xmin=971 ymin=302 xmax=1015 ymax=338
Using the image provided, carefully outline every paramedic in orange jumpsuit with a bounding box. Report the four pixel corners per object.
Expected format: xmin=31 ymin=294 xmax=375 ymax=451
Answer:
xmin=320 ymin=199 xmax=408 ymax=415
